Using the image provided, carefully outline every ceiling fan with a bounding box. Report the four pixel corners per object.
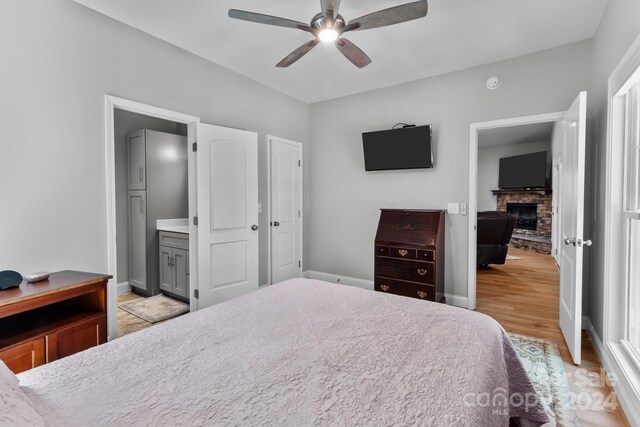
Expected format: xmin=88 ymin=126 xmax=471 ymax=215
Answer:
xmin=228 ymin=0 xmax=429 ymax=68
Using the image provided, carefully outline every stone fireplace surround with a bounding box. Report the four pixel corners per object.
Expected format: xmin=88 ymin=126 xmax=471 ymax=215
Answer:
xmin=493 ymin=189 xmax=552 ymax=254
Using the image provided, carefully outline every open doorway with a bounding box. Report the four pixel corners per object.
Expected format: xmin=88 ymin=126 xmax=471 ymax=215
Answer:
xmin=113 ymin=109 xmax=190 ymax=337
xmin=105 ymin=96 xmax=200 ymax=341
xmin=467 ymin=112 xmax=564 ymax=310
xmin=473 ymin=118 xmax=564 ymax=341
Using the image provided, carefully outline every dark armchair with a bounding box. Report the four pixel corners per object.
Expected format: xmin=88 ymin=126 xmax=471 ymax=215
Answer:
xmin=477 ymin=211 xmax=516 ymax=267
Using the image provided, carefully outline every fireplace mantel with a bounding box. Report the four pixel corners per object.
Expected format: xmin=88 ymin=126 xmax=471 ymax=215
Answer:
xmin=491 ymin=188 xmax=552 ymax=196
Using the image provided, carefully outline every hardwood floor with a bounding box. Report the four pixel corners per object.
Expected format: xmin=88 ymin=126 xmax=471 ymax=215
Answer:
xmin=476 ymin=247 xmax=630 ymax=426
xmin=117 ymin=293 xmax=153 ymax=337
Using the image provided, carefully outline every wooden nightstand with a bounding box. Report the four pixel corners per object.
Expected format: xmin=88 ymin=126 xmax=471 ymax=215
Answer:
xmin=0 ymin=271 xmax=111 ymax=374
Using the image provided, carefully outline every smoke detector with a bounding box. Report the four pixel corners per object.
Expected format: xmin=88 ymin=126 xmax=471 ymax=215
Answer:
xmin=486 ymin=76 xmax=501 ymax=90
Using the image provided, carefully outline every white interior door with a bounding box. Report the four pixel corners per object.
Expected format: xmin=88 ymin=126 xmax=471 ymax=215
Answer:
xmin=196 ymin=123 xmax=259 ymax=309
xmin=559 ymin=91 xmax=587 ymax=365
xmin=269 ymin=136 xmax=302 ymax=284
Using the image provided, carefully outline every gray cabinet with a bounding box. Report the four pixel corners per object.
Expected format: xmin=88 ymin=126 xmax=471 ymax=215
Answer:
xmin=127 ymin=130 xmax=146 ymax=190
xmin=158 ymin=231 xmax=189 ymax=299
xmin=128 ymin=190 xmax=147 ymax=290
xmin=126 ymin=129 xmax=188 ymax=295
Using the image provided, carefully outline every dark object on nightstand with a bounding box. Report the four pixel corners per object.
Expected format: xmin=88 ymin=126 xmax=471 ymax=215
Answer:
xmin=374 ymin=209 xmax=445 ymax=303
xmin=0 ymin=271 xmax=22 ymax=290
xmin=477 ymin=211 xmax=516 ymax=267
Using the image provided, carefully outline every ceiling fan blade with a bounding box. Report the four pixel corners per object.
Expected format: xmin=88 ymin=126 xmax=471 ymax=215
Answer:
xmin=340 ymin=22 xmax=361 ymax=34
xmin=228 ymin=9 xmax=312 ymax=32
xmin=336 ymin=38 xmax=372 ymax=68
xmin=348 ymin=0 xmax=428 ymax=31
xmin=320 ymin=0 xmax=341 ymax=20
xmin=276 ymin=39 xmax=320 ymax=67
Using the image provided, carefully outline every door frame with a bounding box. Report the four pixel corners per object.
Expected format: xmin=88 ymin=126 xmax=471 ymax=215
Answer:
xmin=467 ymin=111 xmax=565 ymax=310
xmin=104 ymin=95 xmax=200 ymax=340
xmin=266 ymin=135 xmax=303 ymax=285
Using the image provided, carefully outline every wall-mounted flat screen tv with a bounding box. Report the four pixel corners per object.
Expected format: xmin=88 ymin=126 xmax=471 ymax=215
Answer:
xmin=498 ymin=151 xmax=548 ymax=189
xmin=362 ymin=125 xmax=433 ymax=171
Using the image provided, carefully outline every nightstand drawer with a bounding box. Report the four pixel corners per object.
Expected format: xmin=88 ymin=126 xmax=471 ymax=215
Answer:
xmin=375 ymin=258 xmax=435 ymax=284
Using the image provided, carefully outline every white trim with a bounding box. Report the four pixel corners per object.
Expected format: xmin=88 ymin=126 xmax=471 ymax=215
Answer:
xmin=117 ymin=282 xmax=132 ymax=296
xmin=604 ymin=33 xmax=640 ymax=346
xmin=584 ymin=317 xmax=640 ymax=424
xmin=600 ymin=33 xmax=640 ymax=426
xmin=266 ymin=135 xmax=304 ymax=285
xmin=444 ymin=293 xmax=470 ymax=309
xmin=104 ymin=95 xmax=200 ymax=340
xmin=302 ymin=270 xmax=468 ymax=308
xmin=467 ymin=112 xmax=565 ymax=310
xmin=303 ymin=270 xmax=373 ymax=290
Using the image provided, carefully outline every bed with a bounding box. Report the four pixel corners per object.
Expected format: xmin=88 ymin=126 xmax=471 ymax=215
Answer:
xmin=3 ymin=278 xmax=549 ymax=426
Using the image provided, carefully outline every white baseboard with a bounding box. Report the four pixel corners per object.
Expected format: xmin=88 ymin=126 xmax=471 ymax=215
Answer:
xmin=444 ymin=294 xmax=469 ymax=309
xmin=117 ymin=281 xmax=131 ymax=296
xmin=584 ymin=317 xmax=640 ymax=425
xmin=303 ymin=270 xmax=469 ymax=308
xmin=304 ymin=270 xmax=374 ymax=290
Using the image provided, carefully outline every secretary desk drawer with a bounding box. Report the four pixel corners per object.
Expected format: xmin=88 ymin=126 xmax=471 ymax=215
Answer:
xmin=375 ymin=257 xmax=434 ymax=284
xmin=417 ymin=249 xmax=435 ymax=262
xmin=388 ymin=247 xmax=417 ymax=259
xmin=375 ymin=278 xmax=436 ymax=301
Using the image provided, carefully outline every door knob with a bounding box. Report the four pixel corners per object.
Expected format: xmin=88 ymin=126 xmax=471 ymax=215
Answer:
xmin=577 ymin=239 xmax=593 ymax=247
xmin=564 ymin=237 xmax=576 ymax=246
xmin=251 ymin=225 xmax=259 ymax=231
xmin=273 ymin=221 xmax=280 ymax=227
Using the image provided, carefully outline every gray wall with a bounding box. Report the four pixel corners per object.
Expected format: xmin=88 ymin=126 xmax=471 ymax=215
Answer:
xmin=114 ymin=110 xmax=187 ymax=284
xmin=0 ymin=0 xmax=309 ymax=288
xmin=588 ymin=0 xmax=640 ymax=338
xmin=308 ymin=40 xmax=592 ymax=299
xmin=477 ymin=141 xmax=551 ymax=212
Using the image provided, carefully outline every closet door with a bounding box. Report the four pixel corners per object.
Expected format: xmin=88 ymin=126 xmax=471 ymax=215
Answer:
xmin=128 ymin=190 xmax=147 ymax=291
xmin=196 ymin=123 xmax=259 ymax=309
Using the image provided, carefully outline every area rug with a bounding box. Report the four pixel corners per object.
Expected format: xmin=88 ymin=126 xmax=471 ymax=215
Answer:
xmin=506 ymin=255 xmax=522 ymax=260
xmin=118 ymin=295 xmax=189 ymax=323
xmin=508 ymin=333 xmax=579 ymax=426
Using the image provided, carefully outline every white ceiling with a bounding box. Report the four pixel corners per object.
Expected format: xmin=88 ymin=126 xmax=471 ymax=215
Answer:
xmin=73 ymin=0 xmax=609 ymax=103
xmin=478 ymin=122 xmax=555 ymax=147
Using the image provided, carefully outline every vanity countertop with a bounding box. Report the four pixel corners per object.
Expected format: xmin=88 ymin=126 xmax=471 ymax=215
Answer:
xmin=156 ymin=219 xmax=189 ymax=235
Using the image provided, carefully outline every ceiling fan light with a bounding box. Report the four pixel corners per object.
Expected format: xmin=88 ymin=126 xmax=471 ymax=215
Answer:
xmin=318 ymin=28 xmax=339 ymax=43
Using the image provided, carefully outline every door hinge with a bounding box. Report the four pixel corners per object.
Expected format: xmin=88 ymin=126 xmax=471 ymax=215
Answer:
xmin=298 ymin=260 xmax=301 ymax=268
xmin=194 ymin=289 xmax=199 ymax=299
xmin=193 ymin=216 xmax=198 ymax=226
xmin=192 ymin=142 xmax=197 ymax=152
xmin=298 ymin=210 xmax=301 ymax=218
xmin=298 ymin=160 xmax=301 ymax=167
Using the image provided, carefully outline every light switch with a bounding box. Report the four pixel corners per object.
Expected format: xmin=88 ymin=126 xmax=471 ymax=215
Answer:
xmin=447 ymin=203 xmax=460 ymax=215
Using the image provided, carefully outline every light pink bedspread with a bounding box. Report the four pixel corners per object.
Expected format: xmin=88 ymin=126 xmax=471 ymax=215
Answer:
xmin=19 ymin=279 xmax=549 ymax=426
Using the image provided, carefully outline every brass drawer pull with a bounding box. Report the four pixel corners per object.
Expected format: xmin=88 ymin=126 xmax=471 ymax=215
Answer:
xmin=380 ymin=284 xmax=390 ymax=292
xmin=398 ymin=249 xmax=408 ymax=257
xmin=417 ymin=269 xmax=428 ymax=276
xmin=417 ymin=290 xmax=428 ymax=299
